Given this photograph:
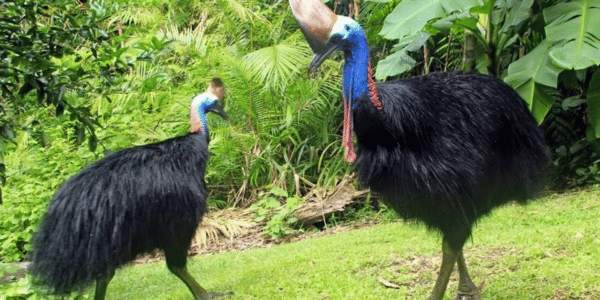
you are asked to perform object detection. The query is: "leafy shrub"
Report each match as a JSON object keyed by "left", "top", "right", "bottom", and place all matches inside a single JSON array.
[
  {"left": 251, "top": 187, "right": 305, "bottom": 238},
  {"left": 4, "top": 0, "right": 599, "bottom": 264},
  {"left": 0, "top": 0, "right": 347, "bottom": 261},
  {"left": 0, "top": 120, "right": 97, "bottom": 261},
  {"left": 0, "top": 274, "right": 84, "bottom": 299}
]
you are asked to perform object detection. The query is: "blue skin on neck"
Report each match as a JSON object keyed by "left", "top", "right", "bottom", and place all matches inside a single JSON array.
[
  {"left": 341, "top": 29, "right": 370, "bottom": 110},
  {"left": 197, "top": 98, "right": 215, "bottom": 134}
]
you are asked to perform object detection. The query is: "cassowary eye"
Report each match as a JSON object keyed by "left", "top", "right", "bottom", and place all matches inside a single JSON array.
[{"left": 344, "top": 24, "right": 350, "bottom": 31}]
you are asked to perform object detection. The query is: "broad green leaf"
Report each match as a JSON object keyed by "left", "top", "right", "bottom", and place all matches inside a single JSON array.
[
  {"left": 434, "top": 13, "right": 477, "bottom": 31},
  {"left": 379, "top": 0, "right": 445, "bottom": 40},
  {"left": 402, "top": 32, "right": 432, "bottom": 52},
  {"left": 378, "top": 0, "right": 482, "bottom": 79},
  {"left": 380, "top": 0, "right": 481, "bottom": 40},
  {"left": 441, "top": 0, "right": 483, "bottom": 12},
  {"left": 376, "top": 32, "right": 428, "bottom": 80},
  {"left": 549, "top": 43, "right": 600, "bottom": 71},
  {"left": 544, "top": 0, "right": 600, "bottom": 70},
  {"left": 500, "top": 0, "right": 535, "bottom": 33},
  {"left": 470, "top": 0, "right": 494, "bottom": 14},
  {"left": 505, "top": 40, "right": 562, "bottom": 122},
  {"left": 375, "top": 50, "right": 417, "bottom": 80},
  {"left": 514, "top": 80, "right": 555, "bottom": 123},
  {"left": 587, "top": 70, "right": 600, "bottom": 139},
  {"left": 504, "top": 40, "right": 562, "bottom": 88}
]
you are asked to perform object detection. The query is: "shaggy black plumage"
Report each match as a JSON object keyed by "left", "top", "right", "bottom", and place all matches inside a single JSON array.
[
  {"left": 30, "top": 79, "right": 227, "bottom": 300},
  {"left": 289, "top": 1, "right": 550, "bottom": 299},
  {"left": 353, "top": 73, "right": 549, "bottom": 249},
  {"left": 30, "top": 133, "right": 209, "bottom": 293}
]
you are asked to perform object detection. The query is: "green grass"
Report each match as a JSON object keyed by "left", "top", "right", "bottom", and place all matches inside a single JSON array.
[
  {"left": 2, "top": 188, "right": 599, "bottom": 299},
  {"left": 105, "top": 188, "right": 600, "bottom": 299}
]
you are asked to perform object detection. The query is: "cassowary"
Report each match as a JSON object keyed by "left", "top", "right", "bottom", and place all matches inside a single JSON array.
[
  {"left": 29, "top": 79, "right": 228, "bottom": 300},
  {"left": 289, "top": 1, "right": 550, "bottom": 299}
]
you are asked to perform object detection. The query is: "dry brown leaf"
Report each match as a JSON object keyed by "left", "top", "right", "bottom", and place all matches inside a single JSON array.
[{"left": 377, "top": 277, "right": 401, "bottom": 289}]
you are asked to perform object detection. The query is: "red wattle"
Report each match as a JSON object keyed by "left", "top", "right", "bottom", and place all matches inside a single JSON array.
[{"left": 343, "top": 99, "right": 356, "bottom": 163}]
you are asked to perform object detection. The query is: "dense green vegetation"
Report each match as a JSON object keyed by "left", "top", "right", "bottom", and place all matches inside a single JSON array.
[
  {"left": 2, "top": 187, "right": 599, "bottom": 299},
  {"left": 1, "top": 0, "right": 600, "bottom": 268},
  {"left": 373, "top": 0, "right": 600, "bottom": 188},
  {"left": 0, "top": 0, "right": 348, "bottom": 262}
]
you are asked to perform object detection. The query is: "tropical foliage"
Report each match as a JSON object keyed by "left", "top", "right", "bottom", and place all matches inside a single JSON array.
[
  {"left": 375, "top": 0, "right": 600, "bottom": 187},
  {"left": 1, "top": 0, "right": 599, "bottom": 264},
  {"left": 0, "top": 0, "right": 348, "bottom": 262},
  {"left": 0, "top": 0, "right": 132, "bottom": 202}
]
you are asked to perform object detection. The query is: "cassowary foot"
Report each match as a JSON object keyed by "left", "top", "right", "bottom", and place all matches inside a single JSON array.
[
  {"left": 455, "top": 250, "right": 479, "bottom": 300},
  {"left": 455, "top": 289, "right": 480, "bottom": 300},
  {"left": 454, "top": 277, "right": 480, "bottom": 300}
]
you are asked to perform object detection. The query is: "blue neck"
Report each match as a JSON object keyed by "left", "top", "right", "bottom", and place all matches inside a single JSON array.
[{"left": 342, "top": 32, "right": 370, "bottom": 109}]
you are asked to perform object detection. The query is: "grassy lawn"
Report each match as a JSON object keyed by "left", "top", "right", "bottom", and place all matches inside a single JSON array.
[
  {"left": 102, "top": 188, "right": 600, "bottom": 300},
  {"left": 1, "top": 188, "right": 598, "bottom": 299}
]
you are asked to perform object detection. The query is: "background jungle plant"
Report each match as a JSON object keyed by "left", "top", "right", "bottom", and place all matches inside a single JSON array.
[{"left": 1, "top": 0, "right": 599, "bottom": 265}]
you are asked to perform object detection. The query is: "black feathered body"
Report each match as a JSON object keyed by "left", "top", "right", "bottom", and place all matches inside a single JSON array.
[
  {"left": 353, "top": 73, "right": 549, "bottom": 248},
  {"left": 30, "top": 133, "right": 209, "bottom": 293}
]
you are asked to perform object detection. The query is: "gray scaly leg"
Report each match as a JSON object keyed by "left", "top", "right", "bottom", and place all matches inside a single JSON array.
[
  {"left": 455, "top": 251, "right": 480, "bottom": 300},
  {"left": 94, "top": 270, "right": 115, "bottom": 300},
  {"left": 168, "top": 264, "right": 210, "bottom": 300},
  {"left": 428, "top": 240, "right": 458, "bottom": 300}
]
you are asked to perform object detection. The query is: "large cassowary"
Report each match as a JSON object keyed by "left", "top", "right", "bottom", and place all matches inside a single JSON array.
[
  {"left": 29, "top": 79, "right": 228, "bottom": 300},
  {"left": 289, "top": 1, "right": 550, "bottom": 299}
]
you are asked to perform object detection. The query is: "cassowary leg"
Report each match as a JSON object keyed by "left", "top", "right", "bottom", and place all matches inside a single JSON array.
[
  {"left": 455, "top": 251, "right": 480, "bottom": 300},
  {"left": 428, "top": 240, "right": 457, "bottom": 300},
  {"left": 94, "top": 270, "right": 115, "bottom": 300},
  {"left": 166, "top": 260, "right": 209, "bottom": 300}
]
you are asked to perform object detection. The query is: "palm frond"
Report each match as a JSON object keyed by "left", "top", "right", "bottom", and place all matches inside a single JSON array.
[
  {"left": 157, "top": 24, "right": 208, "bottom": 55},
  {"left": 242, "top": 40, "right": 311, "bottom": 93},
  {"left": 108, "top": 5, "right": 164, "bottom": 27},
  {"left": 193, "top": 209, "right": 255, "bottom": 247},
  {"left": 218, "top": 0, "right": 268, "bottom": 24}
]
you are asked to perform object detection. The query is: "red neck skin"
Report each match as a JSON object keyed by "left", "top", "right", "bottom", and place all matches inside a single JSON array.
[
  {"left": 342, "top": 60, "right": 382, "bottom": 163},
  {"left": 190, "top": 122, "right": 203, "bottom": 134},
  {"left": 190, "top": 110, "right": 204, "bottom": 134},
  {"left": 342, "top": 99, "right": 356, "bottom": 162},
  {"left": 367, "top": 61, "right": 383, "bottom": 111}
]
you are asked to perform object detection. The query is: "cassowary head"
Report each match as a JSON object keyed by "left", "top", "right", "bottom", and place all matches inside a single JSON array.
[
  {"left": 190, "top": 78, "right": 228, "bottom": 134},
  {"left": 290, "top": 0, "right": 377, "bottom": 163},
  {"left": 289, "top": 0, "right": 367, "bottom": 74}
]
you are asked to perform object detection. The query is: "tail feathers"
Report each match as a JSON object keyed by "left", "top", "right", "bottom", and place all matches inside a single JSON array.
[
  {"left": 29, "top": 207, "right": 118, "bottom": 293},
  {"left": 30, "top": 238, "right": 117, "bottom": 293}
]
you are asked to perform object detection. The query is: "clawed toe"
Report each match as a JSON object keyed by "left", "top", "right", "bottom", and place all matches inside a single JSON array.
[{"left": 455, "top": 291, "right": 480, "bottom": 300}]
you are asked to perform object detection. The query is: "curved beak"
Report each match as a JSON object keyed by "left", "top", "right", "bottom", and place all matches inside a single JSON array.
[
  {"left": 208, "top": 102, "right": 228, "bottom": 120},
  {"left": 309, "top": 41, "right": 340, "bottom": 75}
]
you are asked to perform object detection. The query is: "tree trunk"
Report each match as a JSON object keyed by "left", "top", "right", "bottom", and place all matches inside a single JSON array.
[
  {"left": 294, "top": 176, "right": 369, "bottom": 227},
  {"left": 462, "top": 32, "right": 477, "bottom": 72}
]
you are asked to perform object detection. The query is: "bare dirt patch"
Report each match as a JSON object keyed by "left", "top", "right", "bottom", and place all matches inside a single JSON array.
[
  {"left": 551, "top": 288, "right": 600, "bottom": 300},
  {"left": 0, "top": 262, "right": 29, "bottom": 284}
]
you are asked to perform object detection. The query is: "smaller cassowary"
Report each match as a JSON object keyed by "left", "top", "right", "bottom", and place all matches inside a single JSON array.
[
  {"left": 30, "top": 79, "right": 228, "bottom": 300},
  {"left": 289, "top": 1, "right": 550, "bottom": 299}
]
